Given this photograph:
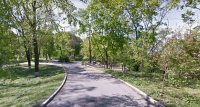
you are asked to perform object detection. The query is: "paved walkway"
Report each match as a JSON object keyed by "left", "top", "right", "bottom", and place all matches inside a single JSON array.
[{"left": 46, "top": 61, "right": 155, "bottom": 107}]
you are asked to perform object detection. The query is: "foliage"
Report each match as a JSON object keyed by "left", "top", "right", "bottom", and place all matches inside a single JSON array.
[
  {"left": 168, "top": 30, "right": 200, "bottom": 79},
  {"left": 181, "top": 10, "right": 195, "bottom": 25},
  {"left": 1, "top": 0, "right": 79, "bottom": 75},
  {"left": 54, "top": 31, "right": 82, "bottom": 60},
  {"left": 0, "top": 29, "right": 21, "bottom": 80},
  {"left": 59, "top": 55, "right": 70, "bottom": 62}
]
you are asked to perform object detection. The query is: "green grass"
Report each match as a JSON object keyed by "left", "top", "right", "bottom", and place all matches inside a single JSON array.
[
  {"left": 6, "top": 58, "right": 28, "bottom": 65},
  {"left": 0, "top": 64, "right": 65, "bottom": 107},
  {"left": 98, "top": 68, "right": 200, "bottom": 107}
]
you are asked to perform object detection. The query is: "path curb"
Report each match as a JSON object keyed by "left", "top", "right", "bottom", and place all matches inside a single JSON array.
[
  {"left": 40, "top": 66, "right": 68, "bottom": 107},
  {"left": 104, "top": 72, "right": 165, "bottom": 107},
  {"left": 81, "top": 64, "right": 164, "bottom": 107}
]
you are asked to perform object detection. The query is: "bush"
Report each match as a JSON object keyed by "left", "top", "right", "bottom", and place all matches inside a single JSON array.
[
  {"left": 75, "top": 55, "right": 83, "bottom": 61},
  {"left": 83, "top": 56, "right": 89, "bottom": 60},
  {"left": 59, "top": 55, "right": 70, "bottom": 62},
  {"left": 81, "top": 60, "right": 84, "bottom": 65}
]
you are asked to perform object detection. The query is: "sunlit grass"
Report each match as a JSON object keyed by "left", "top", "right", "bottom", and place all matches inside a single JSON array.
[
  {"left": 0, "top": 64, "right": 65, "bottom": 107},
  {"left": 98, "top": 68, "right": 200, "bottom": 107}
]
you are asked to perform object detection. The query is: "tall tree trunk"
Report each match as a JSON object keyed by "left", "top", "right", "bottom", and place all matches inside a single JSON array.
[
  {"left": 89, "top": 37, "right": 92, "bottom": 64},
  {"left": 23, "top": 29, "right": 31, "bottom": 69},
  {"left": 106, "top": 49, "right": 108, "bottom": 69},
  {"left": 110, "top": 58, "right": 113, "bottom": 69},
  {"left": 111, "top": 42, "right": 115, "bottom": 70},
  {"left": 24, "top": 44, "right": 31, "bottom": 69},
  {"left": 33, "top": 33, "right": 39, "bottom": 76},
  {"left": 27, "top": 48, "right": 31, "bottom": 69},
  {"left": 60, "top": 47, "right": 62, "bottom": 56},
  {"left": 135, "top": 26, "right": 138, "bottom": 40},
  {"left": 32, "top": 0, "right": 39, "bottom": 76}
]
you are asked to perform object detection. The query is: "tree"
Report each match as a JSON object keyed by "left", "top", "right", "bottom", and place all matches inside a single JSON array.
[
  {"left": 76, "top": 8, "right": 93, "bottom": 63},
  {"left": 54, "top": 32, "right": 72, "bottom": 57},
  {"left": 67, "top": 32, "right": 82, "bottom": 59},
  {"left": 53, "top": 31, "right": 82, "bottom": 61},
  {"left": 181, "top": 10, "right": 195, "bottom": 34},
  {"left": 169, "top": 0, "right": 200, "bottom": 10},
  {"left": 169, "top": 29, "right": 200, "bottom": 80},
  {"left": 3, "top": 0, "right": 78, "bottom": 76},
  {"left": 0, "top": 30, "right": 21, "bottom": 80},
  {"left": 77, "top": 0, "right": 130, "bottom": 68},
  {"left": 124, "top": 0, "right": 168, "bottom": 74},
  {"left": 20, "top": 20, "right": 33, "bottom": 69},
  {"left": 38, "top": 27, "right": 55, "bottom": 62},
  {"left": 151, "top": 28, "right": 175, "bottom": 93}
]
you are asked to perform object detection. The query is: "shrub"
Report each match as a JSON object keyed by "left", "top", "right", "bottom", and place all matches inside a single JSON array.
[
  {"left": 59, "top": 55, "right": 70, "bottom": 62},
  {"left": 81, "top": 60, "right": 84, "bottom": 65}
]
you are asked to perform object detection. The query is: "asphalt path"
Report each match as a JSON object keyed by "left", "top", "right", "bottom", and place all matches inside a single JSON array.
[{"left": 46, "top": 61, "right": 155, "bottom": 107}]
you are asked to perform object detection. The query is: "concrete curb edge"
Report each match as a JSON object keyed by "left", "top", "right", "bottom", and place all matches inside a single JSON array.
[
  {"left": 40, "top": 66, "right": 68, "bottom": 107},
  {"left": 81, "top": 64, "right": 164, "bottom": 107},
  {"left": 103, "top": 72, "right": 165, "bottom": 107}
]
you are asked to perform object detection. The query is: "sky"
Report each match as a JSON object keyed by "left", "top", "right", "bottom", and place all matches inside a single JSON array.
[
  {"left": 58, "top": 0, "right": 87, "bottom": 39},
  {"left": 61, "top": 1, "right": 200, "bottom": 39},
  {"left": 163, "top": 7, "right": 200, "bottom": 32}
]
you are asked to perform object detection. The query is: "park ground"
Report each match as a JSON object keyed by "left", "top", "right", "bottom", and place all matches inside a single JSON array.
[
  {"left": 0, "top": 60, "right": 199, "bottom": 107},
  {"left": 83, "top": 62, "right": 200, "bottom": 107}
]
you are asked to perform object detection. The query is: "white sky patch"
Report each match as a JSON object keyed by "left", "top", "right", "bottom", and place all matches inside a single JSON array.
[
  {"left": 53, "top": 0, "right": 87, "bottom": 39},
  {"left": 163, "top": 7, "right": 200, "bottom": 32}
]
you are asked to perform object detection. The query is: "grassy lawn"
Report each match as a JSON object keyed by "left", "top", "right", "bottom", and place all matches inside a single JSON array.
[
  {"left": 97, "top": 68, "right": 200, "bottom": 107},
  {"left": 0, "top": 64, "right": 65, "bottom": 107}
]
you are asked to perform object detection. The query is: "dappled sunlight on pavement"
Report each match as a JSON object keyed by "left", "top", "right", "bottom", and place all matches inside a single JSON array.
[{"left": 46, "top": 62, "right": 155, "bottom": 107}]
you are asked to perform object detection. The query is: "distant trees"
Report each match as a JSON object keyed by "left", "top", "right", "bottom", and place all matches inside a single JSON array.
[
  {"left": 54, "top": 32, "right": 82, "bottom": 62},
  {"left": 38, "top": 26, "right": 55, "bottom": 62},
  {"left": 77, "top": 0, "right": 130, "bottom": 68},
  {"left": 78, "top": 0, "right": 168, "bottom": 70},
  {"left": 77, "top": 0, "right": 200, "bottom": 93}
]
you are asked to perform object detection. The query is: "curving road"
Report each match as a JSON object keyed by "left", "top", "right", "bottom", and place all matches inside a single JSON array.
[{"left": 46, "top": 61, "right": 155, "bottom": 107}]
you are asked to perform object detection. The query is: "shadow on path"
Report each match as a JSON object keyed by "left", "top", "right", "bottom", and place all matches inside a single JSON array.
[
  {"left": 47, "top": 61, "right": 155, "bottom": 107},
  {"left": 49, "top": 94, "right": 153, "bottom": 107}
]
